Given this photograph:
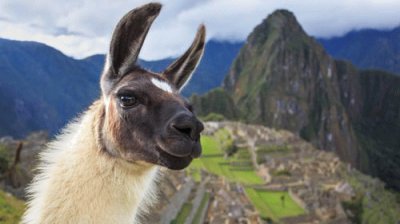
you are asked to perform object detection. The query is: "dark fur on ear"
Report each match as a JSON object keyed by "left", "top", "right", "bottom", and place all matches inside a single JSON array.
[
  {"left": 101, "top": 3, "right": 161, "bottom": 94},
  {"left": 163, "top": 25, "right": 206, "bottom": 91}
]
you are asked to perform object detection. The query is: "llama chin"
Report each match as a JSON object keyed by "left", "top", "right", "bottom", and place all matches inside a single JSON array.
[{"left": 22, "top": 3, "right": 205, "bottom": 224}]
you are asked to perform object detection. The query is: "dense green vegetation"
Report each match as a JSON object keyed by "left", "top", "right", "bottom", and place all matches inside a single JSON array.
[
  {"left": 344, "top": 170, "right": 400, "bottom": 224},
  {"left": 0, "top": 144, "right": 25, "bottom": 222},
  {"left": 0, "top": 144, "right": 12, "bottom": 173},
  {"left": 200, "top": 113, "right": 226, "bottom": 122},
  {"left": 0, "top": 189, "right": 25, "bottom": 223},
  {"left": 191, "top": 88, "right": 239, "bottom": 120},
  {"left": 352, "top": 69, "right": 400, "bottom": 190},
  {"left": 341, "top": 193, "right": 364, "bottom": 224}
]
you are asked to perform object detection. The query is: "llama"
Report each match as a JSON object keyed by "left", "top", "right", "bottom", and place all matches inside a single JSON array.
[{"left": 22, "top": 3, "right": 205, "bottom": 224}]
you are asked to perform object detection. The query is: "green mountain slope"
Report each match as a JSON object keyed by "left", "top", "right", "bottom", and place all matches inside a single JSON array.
[
  {"left": 336, "top": 61, "right": 400, "bottom": 189},
  {"left": 0, "top": 189, "right": 25, "bottom": 223}
]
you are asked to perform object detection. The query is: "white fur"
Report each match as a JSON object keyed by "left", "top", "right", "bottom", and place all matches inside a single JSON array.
[
  {"left": 151, "top": 78, "right": 173, "bottom": 93},
  {"left": 22, "top": 107, "right": 159, "bottom": 224},
  {"left": 103, "top": 54, "right": 111, "bottom": 79},
  {"left": 104, "top": 96, "right": 111, "bottom": 112}
]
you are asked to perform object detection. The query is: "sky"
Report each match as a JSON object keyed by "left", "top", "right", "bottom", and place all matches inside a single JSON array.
[{"left": 0, "top": 0, "right": 399, "bottom": 60}]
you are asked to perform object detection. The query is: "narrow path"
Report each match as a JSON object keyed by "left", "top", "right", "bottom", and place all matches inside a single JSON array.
[
  {"left": 184, "top": 176, "right": 210, "bottom": 224},
  {"left": 159, "top": 180, "right": 194, "bottom": 224}
]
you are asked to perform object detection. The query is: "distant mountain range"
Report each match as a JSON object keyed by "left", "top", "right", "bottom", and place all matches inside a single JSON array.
[
  {"left": 318, "top": 27, "right": 400, "bottom": 75},
  {"left": 0, "top": 38, "right": 241, "bottom": 138},
  {"left": 0, "top": 38, "right": 99, "bottom": 138},
  {"left": 192, "top": 10, "right": 400, "bottom": 191}
]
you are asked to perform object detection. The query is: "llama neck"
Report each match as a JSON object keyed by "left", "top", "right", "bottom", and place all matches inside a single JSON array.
[{"left": 23, "top": 101, "right": 159, "bottom": 224}]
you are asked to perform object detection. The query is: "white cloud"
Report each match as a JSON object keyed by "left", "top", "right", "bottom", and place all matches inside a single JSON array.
[{"left": 0, "top": 0, "right": 399, "bottom": 60}]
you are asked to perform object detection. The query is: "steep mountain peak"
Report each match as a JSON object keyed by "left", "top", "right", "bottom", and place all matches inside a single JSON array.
[
  {"left": 247, "top": 9, "right": 305, "bottom": 46},
  {"left": 264, "top": 9, "right": 302, "bottom": 31},
  {"left": 224, "top": 9, "right": 324, "bottom": 96},
  {"left": 219, "top": 9, "right": 361, "bottom": 170}
]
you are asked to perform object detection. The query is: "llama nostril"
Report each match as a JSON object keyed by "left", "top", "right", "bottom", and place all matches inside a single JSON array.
[{"left": 172, "top": 124, "right": 193, "bottom": 139}]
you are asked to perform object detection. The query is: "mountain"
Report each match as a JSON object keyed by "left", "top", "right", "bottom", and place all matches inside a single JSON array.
[
  {"left": 0, "top": 38, "right": 241, "bottom": 137},
  {"left": 192, "top": 10, "right": 400, "bottom": 191},
  {"left": 318, "top": 27, "right": 400, "bottom": 75},
  {"left": 0, "top": 38, "right": 100, "bottom": 138}
]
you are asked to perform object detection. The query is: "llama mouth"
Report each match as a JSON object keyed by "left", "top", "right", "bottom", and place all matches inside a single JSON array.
[
  {"left": 155, "top": 146, "right": 193, "bottom": 170},
  {"left": 156, "top": 138, "right": 202, "bottom": 159}
]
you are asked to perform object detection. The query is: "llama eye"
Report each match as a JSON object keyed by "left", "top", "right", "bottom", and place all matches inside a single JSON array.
[{"left": 119, "top": 95, "right": 138, "bottom": 108}]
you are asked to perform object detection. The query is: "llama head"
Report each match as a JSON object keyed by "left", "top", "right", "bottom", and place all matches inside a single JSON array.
[{"left": 99, "top": 3, "right": 205, "bottom": 170}]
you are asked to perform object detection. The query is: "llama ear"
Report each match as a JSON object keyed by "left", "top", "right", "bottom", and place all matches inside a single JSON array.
[
  {"left": 104, "top": 3, "right": 161, "bottom": 79},
  {"left": 163, "top": 25, "right": 206, "bottom": 91}
]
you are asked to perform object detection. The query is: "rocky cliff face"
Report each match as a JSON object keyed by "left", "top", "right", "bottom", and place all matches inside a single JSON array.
[
  {"left": 336, "top": 61, "right": 400, "bottom": 189},
  {"left": 193, "top": 10, "right": 400, "bottom": 190}
]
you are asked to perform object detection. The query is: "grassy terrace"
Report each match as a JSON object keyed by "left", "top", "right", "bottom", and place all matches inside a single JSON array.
[
  {"left": 171, "top": 202, "right": 193, "bottom": 224},
  {"left": 188, "top": 129, "right": 305, "bottom": 221},
  {"left": 245, "top": 188, "right": 305, "bottom": 220},
  {"left": 193, "top": 192, "right": 210, "bottom": 224},
  {"left": 172, "top": 192, "right": 211, "bottom": 224},
  {"left": 188, "top": 129, "right": 264, "bottom": 185}
]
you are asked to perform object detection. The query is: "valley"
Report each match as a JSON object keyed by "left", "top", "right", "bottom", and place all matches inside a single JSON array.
[{"left": 1, "top": 122, "right": 399, "bottom": 223}]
